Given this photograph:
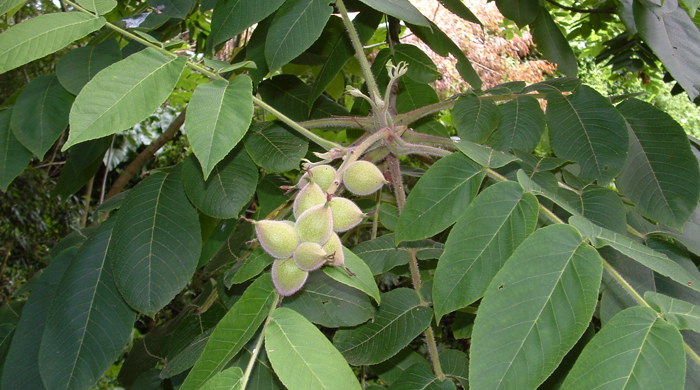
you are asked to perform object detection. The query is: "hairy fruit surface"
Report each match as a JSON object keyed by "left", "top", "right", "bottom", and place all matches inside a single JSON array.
[
  {"left": 295, "top": 203, "right": 334, "bottom": 244},
  {"left": 343, "top": 160, "right": 385, "bottom": 196},
  {"left": 293, "top": 182, "right": 326, "bottom": 218},
  {"left": 271, "top": 257, "right": 308, "bottom": 296},
  {"left": 329, "top": 197, "right": 364, "bottom": 232},
  {"left": 322, "top": 232, "right": 345, "bottom": 267},
  {"left": 300, "top": 165, "right": 337, "bottom": 192},
  {"left": 254, "top": 220, "right": 299, "bottom": 259},
  {"left": 293, "top": 241, "right": 328, "bottom": 271}
]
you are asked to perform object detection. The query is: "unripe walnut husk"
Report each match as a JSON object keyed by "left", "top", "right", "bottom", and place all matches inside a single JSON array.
[
  {"left": 295, "top": 203, "right": 333, "bottom": 244},
  {"left": 323, "top": 232, "right": 344, "bottom": 267},
  {"left": 329, "top": 196, "right": 364, "bottom": 232},
  {"left": 299, "top": 165, "right": 336, "bottom": 192},
  {"left": 254, "top": 220, "right": 299, "bottom": 259},
  {"left": 271, "top": 257, "right": 308, "bottom": 296},
  {"left": 293, "top": 182, "right": 326, "bottom": 218},
  {"left": 343, "top": 160, "right": 386, "bottom": 196},
  {"left": 293, "top": 241, "right": 328, "bottom": 271}
]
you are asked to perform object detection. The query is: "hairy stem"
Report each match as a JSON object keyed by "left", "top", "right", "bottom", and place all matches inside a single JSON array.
[
  {"left": 241, "top": 293, "right": 281, "bottom": 390},
  {"left": 336, "top": 0, "right": 383, "bottom": 107}
]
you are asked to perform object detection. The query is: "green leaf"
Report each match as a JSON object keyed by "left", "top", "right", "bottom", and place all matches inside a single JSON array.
[
  {"left": 407, "top": 21, "right": 482, "bottom": 89},
  {"left": 265, "top": 0, "right": 333, "bottom": 72},
  {"left": 529, "top": 8, "right": 577, "bottom": 76},
  {"left": 452, "top": 95, "right": 500, "bottom": 143},
  {"left": 352, "top": 234, "right": 409, "bottom": 275},
  {"left": 469, "top": 224, "right": 603, "bottom": 389},
  {"left": 561, "top": 306, "right": 686, "bottom": 390},
  {"left": 0, "top": 109, "right": 32, "bottom": 192},
  {"left": 284, "top": 272, "right": 374, "bottom": 327},
  {"left": 244, "top": 122, "right": 309, "bottom": 172},
  {"left": 209, "top": 0, "right": 285, "bottom": 50},
  {"left": 390, "top": 363, "right": 456, "bottom": 390},
  {"left": 180, "top": 274, "right": 276, "bottom": 390},
  {"left": 1, "top": 247, "right": 75, "bottom": 390},
  {"left": 645, "top": 291, "right": 700, "bottom": 333},
  {"left": 357, "top": 0, "right": 429, "bottom": 26},
  {"left": 181, "top": 149, "right": 258, "bottom": 219},
  {"left": 225, "top": 247, "right": 275, "bottom": 287},
  {"left": 38, "top": 221, "right": 136, "bottom": 390},
  {"left": 186, "top": 77, "right": 253, "bottom": 179},
  {"left": 0, "top": 0, "right": 27, "bottom": 17},
  {"left": 64, "top": 48, "right": 186, "bottom": 149},
  {"left": 0, "top": 12, "right": 105, "bottom": 74},
  {"left": 323, "top": 247, "right": 381, "bottom": 304},
  {"left": 228, "top": 338, "right": 284, "bottom": 390},
  {"left": 333, "top": 288, "right": 433, "bottom": 365},
  {"left": 569, "top": 215, "right": 700, "bottom": 294},
  {"left": 396, "top": 153, "right": 484, "bottom": 242},
  {"left": 56, "top": 39, "right": 122, "bottom": 95},
  {"left": 201, "top": 366, "right": 243, "bottom": 390},
  {"left": 308, "top": 10, "right": 381, "bottom": 104},
  {"left": 495, "top": 0, "right": 539, "bottom": 27},
  {"left": 546, "top": 85, "right": 628, "bottom": 183},
  {"left": 109, "top": 170, "right": 201, "bottom": 315},
  {"left": 455, "top": 139, "right": 519, "bottom": 168},
  {"left": 576, "top": 185, "right": 627, "bottom": 234},
  {"left": 433, "top": 181, "right": 539, "bottom": 322},
  {"left": 10, "top": 75, "right": 74, "bottom": 158},
  {"left": 396, "top": 79, "right": 439, "bottom": 114},
  {"left": 634, "top": 0, "right": 700, "bottom": 100},
  {"left": 616, "top": 99, "right": 700, "bottom": 229},
  {"left": 439, "top": 349, "right": 469, "bottom": 389},
  {"left": 393, "top": 44, "right": 440, "bottom": 84},
  {"left": 486, "top": 96, "right": 545, "bottom": 152},
  {"left": 54, "top": 137, "right": 110, "bottom": 197},
  {"left": 77, "top": 0, "right": 116, "bottom": 14},
  {"left": 265, "top": 307, "right": 361, "bottom": 390},
  {"left": 438, "top": 0, "right": 481, "bottom": 25}
]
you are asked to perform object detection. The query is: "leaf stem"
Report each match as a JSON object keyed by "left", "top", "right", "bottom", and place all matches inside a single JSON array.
[
  {"left": 62, "top": 0, "right": 339, "bottom": 151},
  {"left": 336, "top": 0, "right": 383, "bottom": 107},
  {"left": 240, "top": 293, "right": 280, "bottom": 390}
]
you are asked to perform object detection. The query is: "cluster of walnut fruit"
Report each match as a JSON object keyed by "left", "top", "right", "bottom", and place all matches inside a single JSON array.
[{"left": 249, "top": 160, "right": 386, "bottom": 296}]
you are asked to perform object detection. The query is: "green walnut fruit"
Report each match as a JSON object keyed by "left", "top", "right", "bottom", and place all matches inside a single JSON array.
[
  {"left": 253, "top": 220, "right": 299, "bottom": 259},
  {"left": 299, "top": 165, "right": 337, "bottom": 192},
  {"left": 293, "top": 182, "right": 326, "bottom": 218},
  {"left": 293, "top": 241, "right": 328, "bottom": 271},
  {"left": 329, "top": 196, "right": 364, "bottom": 232},
  {"left": 295, "top": 203, "right": 334, "bottom": 244},
  {"left": 322, "top": 232, "right": 344, "bottom": 267},
  {"left": 343, "top": 160, "right": 386, "bottom": 196},
  {"left": 271, "top": 257, "right": 308, "bottom": 296}
]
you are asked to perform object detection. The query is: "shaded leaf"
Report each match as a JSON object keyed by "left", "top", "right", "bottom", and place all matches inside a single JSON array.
[
  {"left": 439, "top": 349, "right": 469, "bottom": 389},
  {"left": 201, "top": 366, "right": 242, "bottom": 390},
  {"left": 0, "top": 109, "right": 32, "bottom": 192},
  {"left": 495, "top": 0, "right": 539, "bottom": 27},
  {"left": 180, "top": 274, "right": 276, "bottom": 390},
  {"left": 182, "top": 148, "right": 258, "bottom": 219},
  {"left": 452, "top": 95, "right": 499, "bottom": 143},
  {"left": 635, "top": 0, "right": 700, "bottom": 100},
  {"left": 470, "top": 224, "right": 603, "bottom": 389},
  {"left": 394, "top": 44, "right": 440, "bottom": 84},
  {"left": 109, "top": 170, "right": 201, "bottom": 315},
  {"left": 11, "top": 75, "right": 74, "bottom": 158},
  {"left": 1, "top": 248, "right": 75, "bottom": 390},
  {"left": 56, "top": 39, "right": 122, "bottom": 95},
  {"left": 225, "top": 248, "right": 275, "bottom": 287},
  {"left": 438, "top": 0, "right": 481, "bottom": 25},
  {"left": 358, "top": 0, "right": 429, "bottom": 26},
  {"left": 334, "top": 288, "right": 432, "bottom": 365},
  {"left": 486, "top": 96, "right": 545, "bottom": 152},
  {"left": 616, "top": 98, "right": 700, "bottom": 229},
  {"left": 53, "top": 137, "right": 110, "bottom": 197},
  {"left": 576, "top": 185, "right": 627, "bottom": 234},
  {"left": 0, "top": 12, "right": 105, "bottom": 74},
  {"left": 396, "top": 153, "right": 484, "bottom": 242},
  {"left": 209, "top": 0, "right": 284, "bottom": 50},
  {"left": 266, "top": 307, "right": 361, "bottom": 390},
  {"left": 389, "top": 363, "right": 455, "bottom": 390},
  {"left": 147, "top": 0, "right": 195, "bottom": 19},
  {"left": 284, "top": 272, "right": 374, "bottom": 327},
  {"left": 65, "top": 48, "right": 186, "bottom": 149},
  {"left": 186, "top": 77, "right": 253, "bottom": 179},
  {"left": 529, "top": 8, "right": 577, "bottom": 76},
  {"left": 546, "top": 85, "right": 628, "bottom": 183},
  {"left": 433, "top": 181, "right": 539, "bottom": 322},
  {"left": 646, "top": 291, "right": 700, "bottom": 332},
  {"left": 77, "top": 0, "right": 116, "bottom": 14},
  {"left": 244, "top": 122, "right": 309, "bottom": 173},
  {"left": 38, "top": 221, "right": 136, "bottom": 390},
  {"left": 265, "top": 0, "right": 333, "bottom": 71},
  {"left": 570, "top": 215, "right": 700, "bottom": 293},
  {"left": 561, "top": 306, "right": 685, "bottom": 390},
  {"left": 323, "top": 247, "right": 381, "bottom": 304}
]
